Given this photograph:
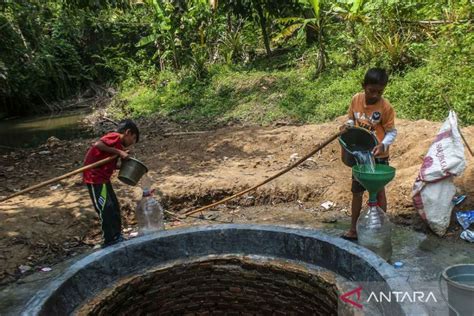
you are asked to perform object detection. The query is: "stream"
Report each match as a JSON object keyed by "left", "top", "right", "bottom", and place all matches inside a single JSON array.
[{"left": 0, "top": 109, "right": 92, "bottom": 149}]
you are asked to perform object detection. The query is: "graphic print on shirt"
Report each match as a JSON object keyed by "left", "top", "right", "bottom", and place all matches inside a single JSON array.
[{"left": 353, "top": 111, "right": 382, "bottom": 135}]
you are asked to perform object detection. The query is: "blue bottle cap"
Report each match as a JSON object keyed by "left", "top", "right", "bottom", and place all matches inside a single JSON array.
[{"left": 394, "top": 261, "right": 404, "bottom": 268}]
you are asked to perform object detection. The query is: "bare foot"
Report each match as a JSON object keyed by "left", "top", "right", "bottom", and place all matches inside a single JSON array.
[{"left": 341, "top": 230, "right": 358, "bottom": 240}]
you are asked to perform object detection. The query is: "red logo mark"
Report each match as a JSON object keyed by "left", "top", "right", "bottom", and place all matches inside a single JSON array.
[{"left": 340, "top": 286, "right": 363, "bottom": 309}]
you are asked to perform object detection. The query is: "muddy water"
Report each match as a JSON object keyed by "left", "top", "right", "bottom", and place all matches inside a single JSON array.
[{"left": 0, "top": 109, "right": 91, "bottom": 148}]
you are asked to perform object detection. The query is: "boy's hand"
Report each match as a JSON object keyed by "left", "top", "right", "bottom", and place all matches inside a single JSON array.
[
  {"left": 372, "top": 144, "right": 385, "bottom": 156},
  {"left": 118, "top": 149, "right": 129, "bottom": 160},
  {"left": 339, "top": 120, "right": 354, "bottom": 133}
]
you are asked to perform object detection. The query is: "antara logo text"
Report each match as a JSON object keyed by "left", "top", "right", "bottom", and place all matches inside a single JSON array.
[{"left": 340, "top": 286, "right": 437, "bottom": 309}]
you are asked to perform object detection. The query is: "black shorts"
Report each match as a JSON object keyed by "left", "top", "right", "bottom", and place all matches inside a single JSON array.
[{"left": 351, "top": 158, "right": 389, "bottom": 194}]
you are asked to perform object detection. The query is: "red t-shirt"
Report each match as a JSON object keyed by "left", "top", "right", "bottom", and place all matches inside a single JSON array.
[{"left": 83, "top": 132, "right": 123, "bottom": 184}]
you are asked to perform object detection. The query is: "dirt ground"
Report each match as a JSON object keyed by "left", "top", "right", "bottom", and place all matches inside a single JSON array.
[{"left": 0, "top": 116, "right": 473, "bottom": 286}]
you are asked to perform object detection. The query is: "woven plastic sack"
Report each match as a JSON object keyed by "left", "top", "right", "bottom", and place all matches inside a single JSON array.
[{"left": 412, "top": 111, "right": 466, "bottom": 236}]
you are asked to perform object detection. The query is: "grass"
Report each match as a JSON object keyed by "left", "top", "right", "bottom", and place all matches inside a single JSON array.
[{"left": 112, "top": 39, "right": 474, "bottom": 126}]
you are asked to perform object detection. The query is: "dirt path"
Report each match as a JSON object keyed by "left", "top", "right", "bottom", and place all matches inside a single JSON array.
[{"left": 0, "top": 117, "right": 473, "bottom": 286}]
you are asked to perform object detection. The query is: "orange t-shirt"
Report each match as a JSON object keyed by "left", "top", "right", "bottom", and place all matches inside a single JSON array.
[{"left": 348, "top": 92, "right": 395, "bottom": 158}]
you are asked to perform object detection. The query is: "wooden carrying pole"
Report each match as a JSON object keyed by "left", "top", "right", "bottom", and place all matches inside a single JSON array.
[
  {"left": 184, "top": 131, "right": 342, "bottom": 217},
  {"left": 459, "top": 131, "right": 474, "bottom": 157},
  {"left": 0, "top": 156, "right": 117, "bottom": 203}
]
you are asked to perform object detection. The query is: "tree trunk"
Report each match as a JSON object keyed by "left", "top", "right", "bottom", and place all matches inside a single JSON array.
[
  {"left": 349, "top": 22, "right": 358, "bottom": 67},
  {"left": 304, "top": 9, "right": 317, "bottom": 45},
  {"left": 227, "top": 12, "right": 232, "bottom": 33},
  {"left": 169, "top": 29, "right": 180, "bottom": 69},
  {"left": 254, "top": 1, "right": 271, "bottom": 56}
]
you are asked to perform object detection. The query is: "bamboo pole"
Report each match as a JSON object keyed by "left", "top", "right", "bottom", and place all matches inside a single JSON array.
[
  {"left": 459, "top": 131, "right": 474, "bottom": 157},
  {"left": 163, "top": 131, "right": 209, "bottom": 137},
  {"left": 183, "top": 131, "right": 342, "bottom": 217},
  {"left": 0, "top": 156, "right": 117, "bottom": 203}
]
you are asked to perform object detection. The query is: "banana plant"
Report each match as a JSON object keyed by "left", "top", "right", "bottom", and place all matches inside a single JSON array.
[
  {"left": 137, "top": 0, "right": 180, "bottom": 69},
  {"left": 275, "top": 0, "right": 330, "bottom": 74},
  {"left": 332, "top": 0, "right": 367, "bottom": 66}
]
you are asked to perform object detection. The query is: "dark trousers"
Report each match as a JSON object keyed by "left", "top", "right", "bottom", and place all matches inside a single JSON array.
[{"left": 87, "top": 182, "right": 121, "bottom": 244}]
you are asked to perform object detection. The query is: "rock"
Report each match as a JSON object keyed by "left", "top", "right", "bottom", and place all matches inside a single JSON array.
[
  {"left": 46, "top": 136, "right": 61, "bottom": 148},
  {"left": 321, "top": 201, "right": 335, "bottom": 210},
  {"left": 321, "top": 217, "right": 337, "bottom": 223},
  {"left": 38, "top": 151, "right": 51, "bottom": 155},
  {"left": 19, "top": 265, "right": 32, "bottom": 273}
]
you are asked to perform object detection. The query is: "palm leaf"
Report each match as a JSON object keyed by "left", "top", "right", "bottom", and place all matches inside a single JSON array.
[
  {"left": 308, "top": 0, "right": 320, "bottom": 19},
  {"left": 150, "top": 0, "right": 165, "bottom": 18},
  {"left": 275, "top": 17, "right": 305, "bottom": 25},
  {"left": 273, "top": 23, "right": 304, "bottom": 42},
  {"left": 137, "top": 33, "right": 158, "bottom": 47},
  {"left": 350, "top": 0, "right": 364, "bottom": 14}
]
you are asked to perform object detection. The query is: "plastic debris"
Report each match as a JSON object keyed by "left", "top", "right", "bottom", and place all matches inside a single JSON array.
[
  {"left": 460, "top": 230, "right": 474, "bottom": 243},
  {"left": 456, "top": 210, "right": 474, "bottom": 230},
  {"left": 19, "top": 265, "right": 32, "bottom": 273},
  {"left": 129, "top": 232, "right": 139, "bottom": 237},
  {"left": 170, "top": 220, "right": 181, "bottom": 227},
  {"left": 394, "top": 262, "right": 404, "bottom": 268},
  {"left": 452, "top": 195, "right": 467, "bottom": 206},
  {"left": 321, "top": 201, "right": 335, "bottom": 210},
  {"left": 50, "top": 184, "right": 62, "bottom": 190},
  {"left": 40, "top": 267, "right": 52, "bottom": 272},
  {"left": 290, "top": 153, "right": 299, "bottom": 161},
  {"left": 38, "top": 151, "right": 51, "bottom": 155}
]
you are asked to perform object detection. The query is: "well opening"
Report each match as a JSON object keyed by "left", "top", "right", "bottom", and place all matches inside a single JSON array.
[
  {"left": 22, "top": 225, "right": 427, "bottom": 315},
  {"left": 78, "top": 257, "right": 339, "bottom": 315}
]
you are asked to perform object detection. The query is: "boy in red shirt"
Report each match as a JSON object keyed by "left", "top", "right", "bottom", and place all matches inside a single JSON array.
[
  {"left": 83, "top": 119, "right": 139, "bottom": 247},
  {"left": 340, "top": 68, "right": 397, "bottom": 241}
]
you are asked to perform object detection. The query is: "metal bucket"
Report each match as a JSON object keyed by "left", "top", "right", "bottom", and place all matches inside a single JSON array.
[
  {"left": 339, "top": 127, "right": 378, "bottom": 167},
  {"left": 118, "top": 157, "right": 148, "bottom": 186},
  {"left": 439, "top": 264, "right": 474, "bottom": 316}
]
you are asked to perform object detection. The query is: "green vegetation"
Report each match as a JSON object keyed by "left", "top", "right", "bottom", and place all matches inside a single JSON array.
[{"left": 1, "top": 1, "right": 472, "bottom": 125}]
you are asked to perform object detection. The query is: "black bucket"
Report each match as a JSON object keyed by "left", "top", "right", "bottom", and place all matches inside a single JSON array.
[
  {"left": 118, "top": 158, "right": 148, "bottom": 186},
  {"left": 339, "top": 127, "right": 378, "bottom": 167}
]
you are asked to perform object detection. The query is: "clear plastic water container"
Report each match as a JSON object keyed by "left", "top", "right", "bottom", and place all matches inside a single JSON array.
[
  {"left": 136, "top": 188, "right": 165, "bottom": 235},
  {"left": 357, "top": 203, "right": 392, "bottom": 261}
]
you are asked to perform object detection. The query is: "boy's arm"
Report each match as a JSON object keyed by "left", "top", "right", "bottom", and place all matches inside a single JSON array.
[
  {"left": 381, "top": 104, "right": 397, "bottom": 152},
  {"left": 94, "top": 141, "right": 129, "bottom": 159},
  {"left": 381, "top": 128, "right": 397, "bottom": 152}
]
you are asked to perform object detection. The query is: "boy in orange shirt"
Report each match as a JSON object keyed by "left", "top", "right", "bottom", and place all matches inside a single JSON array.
[{"left": 341, "top": 68, "right": 397, "bottom": 241}]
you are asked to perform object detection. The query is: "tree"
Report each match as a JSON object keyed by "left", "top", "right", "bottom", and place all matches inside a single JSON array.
[
  {"left": 276, "top": 0, "right": 331, "bottom": 74},
  {"left": 332, "top": 0, "right": 367, "bottom": 67},
  {"left": 218, "top": 0, "right": 299, "bottom": 56}
]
